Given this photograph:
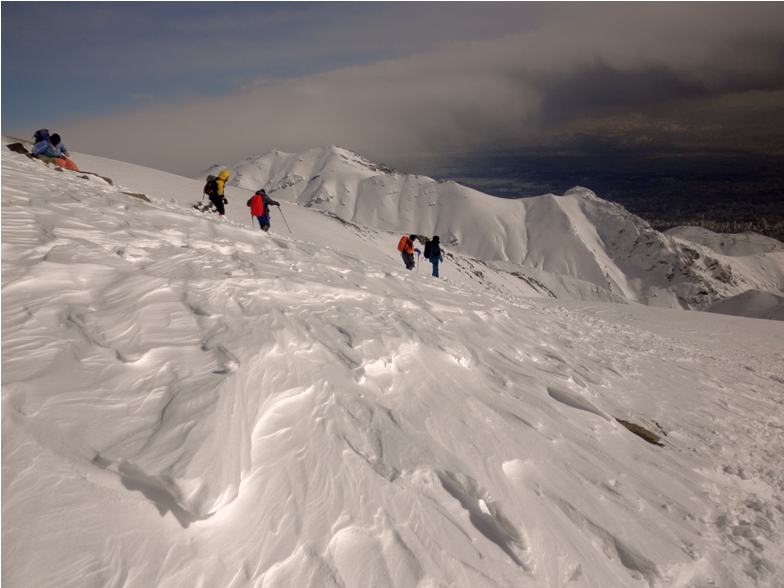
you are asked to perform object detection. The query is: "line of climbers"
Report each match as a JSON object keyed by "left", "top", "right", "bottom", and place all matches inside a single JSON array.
[
  {"left": 200, "top": 170, "right": 444, "bottom": 274},
  {"left": 23, "top": 129, "right": 445, "bottom": 273},
  {"left": 398, "top": 234, "right": 444, "bottom": 278},
  {"left": 197, "top": 171, "right": 282, "bottom": 232},
  {"left": 30, "top": 129, "right": 79, "bottom": 171}
]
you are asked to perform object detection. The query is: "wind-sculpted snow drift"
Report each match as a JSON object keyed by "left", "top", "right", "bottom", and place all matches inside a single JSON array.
[
  {"left": 208, "top": 146, "right": 784, "bottom": 312},
  {"left": 3, "top": 140, "right": 784, "bottom": 588}
]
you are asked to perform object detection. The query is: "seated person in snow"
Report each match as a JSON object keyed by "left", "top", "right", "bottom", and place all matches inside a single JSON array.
[{"left": 31, "top": 130, "right": 79, "bottom": 171}]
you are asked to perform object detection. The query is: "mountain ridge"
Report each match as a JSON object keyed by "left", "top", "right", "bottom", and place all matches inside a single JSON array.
[{"left": 202, "top": 146, "right": 784, "bottom": 312}]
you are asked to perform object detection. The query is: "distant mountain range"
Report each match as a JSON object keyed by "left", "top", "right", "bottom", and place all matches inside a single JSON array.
[{"left": 203, "top": 147, "right": 784, "bottom": 314}]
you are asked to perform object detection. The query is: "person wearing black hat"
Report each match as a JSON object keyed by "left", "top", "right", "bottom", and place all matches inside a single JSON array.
[
  {"left": 247, "top": 188, "right": 280, "bottom": 231},
  {"left": 427, "top": 235, "right": 443, "bottom": 277}
]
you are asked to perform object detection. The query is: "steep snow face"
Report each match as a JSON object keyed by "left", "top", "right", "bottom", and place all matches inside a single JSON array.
[
  {"left": 564, "top": 189, "right": 784, "bottom": 309},
  {"left": 4, "top": 144, "right": 784, "bottom": 588},
  {"left": 209, "top": 149, "right": 784, "bottom": 310},
  {"left": 209, "top": 146, "right": 535, "bottom": 263}
]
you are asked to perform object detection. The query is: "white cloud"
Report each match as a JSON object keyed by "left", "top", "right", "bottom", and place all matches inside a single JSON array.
[{"left": 56, "top": 3, "right": 784, "bottom": 176}]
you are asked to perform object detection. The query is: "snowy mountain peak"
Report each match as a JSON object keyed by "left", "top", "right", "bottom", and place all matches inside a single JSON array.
[
  {"left": 201, "top": 147, "right": 784, "bottom": 311},
  {"left": 563, "top": 185, "right": 600, "bottom": 200}
]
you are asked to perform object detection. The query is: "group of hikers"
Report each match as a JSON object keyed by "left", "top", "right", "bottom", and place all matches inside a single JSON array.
[
  {"left": 28, "top": 128, "right": 443, "bottom": 273},
  {"left": 398, "top": 234, "right": 444, "bottom": 277},
  {"left": 31, "top": 129, "right": 79, "bottom": 171},
  {"left": 199, "top": 170, "right": 281, "bottom": 232},
  {"left": 204, "top": 169, "right": 444, "bottom": 275},
  {"left": 202, "top": 171, "right": 445, "bottom": 276}
]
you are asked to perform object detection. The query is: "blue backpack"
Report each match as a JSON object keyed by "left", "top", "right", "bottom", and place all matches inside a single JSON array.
[{"left": 33, "top": 129, "right": 49, "bottom": 143}]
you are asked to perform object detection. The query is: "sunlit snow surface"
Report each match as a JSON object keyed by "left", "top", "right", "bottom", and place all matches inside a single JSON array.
[{"left": 3, "top": 146, "right": 784, "bottom": 588}]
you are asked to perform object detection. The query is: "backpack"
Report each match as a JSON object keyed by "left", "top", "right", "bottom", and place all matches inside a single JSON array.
[
  {"left": 423, "top": 240, "right": 433, "bottom": 259},
  {"left": 33, "top": 129, "right": 49, "bottom": 143},
  {"left": 397, "top": 236, "right": 410, "bottom": 253},
  {"left": 203, "top": 175, "right": 219, "bottom": 196}
]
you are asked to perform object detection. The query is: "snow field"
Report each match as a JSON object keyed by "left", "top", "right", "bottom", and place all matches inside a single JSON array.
[{"left": 3, "top": 146, "right": 784, "bottom": 587}]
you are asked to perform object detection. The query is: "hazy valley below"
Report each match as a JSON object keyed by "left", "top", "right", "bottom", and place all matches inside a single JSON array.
[{"left": 438, "top": 151, "right": 784, "bottom": 243}]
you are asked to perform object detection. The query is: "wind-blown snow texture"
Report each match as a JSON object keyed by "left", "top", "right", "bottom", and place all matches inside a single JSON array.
[{"left": 3, "top": 140, "right": 784, "bottom": 588}]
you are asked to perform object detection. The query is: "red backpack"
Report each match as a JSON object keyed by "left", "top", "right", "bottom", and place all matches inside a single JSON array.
[{"left": 397, "top": 236, "right": 410, "bottom": 253}]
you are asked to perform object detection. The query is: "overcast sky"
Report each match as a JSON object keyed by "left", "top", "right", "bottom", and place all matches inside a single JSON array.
[{"left": 3, "top": 2, "right": 784, "bottom": 177}]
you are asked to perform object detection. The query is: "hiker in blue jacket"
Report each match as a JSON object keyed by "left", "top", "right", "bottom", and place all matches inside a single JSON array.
[
  {"left": 425, "top": 235, "right": 443, "bottom": 277},
  {"left": 31, "top": 130, "right": 79, "bottom": 170}
]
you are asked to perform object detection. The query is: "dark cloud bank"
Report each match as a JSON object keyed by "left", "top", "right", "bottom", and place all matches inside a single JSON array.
[{"left": 5, "top": 3, "right": 783, "bottom": 239}]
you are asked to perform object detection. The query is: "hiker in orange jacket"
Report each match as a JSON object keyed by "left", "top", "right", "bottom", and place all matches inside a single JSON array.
[{"left": 397, "top": 234, "right": 420, "bottom": 270}]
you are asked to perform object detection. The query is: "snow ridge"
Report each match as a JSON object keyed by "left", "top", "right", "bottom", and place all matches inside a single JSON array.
[{"left": 209, "top": 149, "right": 784, "bottom": 311}]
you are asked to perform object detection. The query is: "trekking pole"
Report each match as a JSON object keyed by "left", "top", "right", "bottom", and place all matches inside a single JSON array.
[{"left": 277, "top": 205, "right": 292, "bottom": 233}]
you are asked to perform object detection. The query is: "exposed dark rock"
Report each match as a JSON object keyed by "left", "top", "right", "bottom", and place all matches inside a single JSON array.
[{"left": 616, "top": 418, "right": 665, "bottom": 447}]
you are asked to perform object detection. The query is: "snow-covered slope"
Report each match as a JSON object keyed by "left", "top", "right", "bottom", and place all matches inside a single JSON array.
[
  {"left": 3, "top": 141, "right": 784, "bottom": 588},
  {"left": 666, "top": 226, "right": 784, "bottom": 257},
  {"left": 705, "top": 290, "right": 784, "bottom": 321},
  {"left": 206, "top": 147, "right": 784, "bottom": 310}
]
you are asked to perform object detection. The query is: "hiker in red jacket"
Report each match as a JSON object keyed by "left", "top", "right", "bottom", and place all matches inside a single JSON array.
[{"left": 247, "top": 189, "right": 280, "bottom": 232}]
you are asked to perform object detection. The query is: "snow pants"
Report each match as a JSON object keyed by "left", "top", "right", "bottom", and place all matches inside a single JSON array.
[
  {"left": 209, "top": 193, "right": 226, "bottom": 215},
  {"left": 256, "top": 214, "right": 271, "bottom": 231},
  {"left": 55, "top": 157, "right": 79, "bottom": 171},
  {"left": 402, "top": 252, "right": 415, "bottom": 270},
  {"left": 34, "top": 155, "right": 80, "bottom": 171}
]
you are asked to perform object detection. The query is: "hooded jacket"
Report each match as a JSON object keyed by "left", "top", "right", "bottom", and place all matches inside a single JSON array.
[{"left": 215, "top": 171, "right": 230, "bottom": 197}]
